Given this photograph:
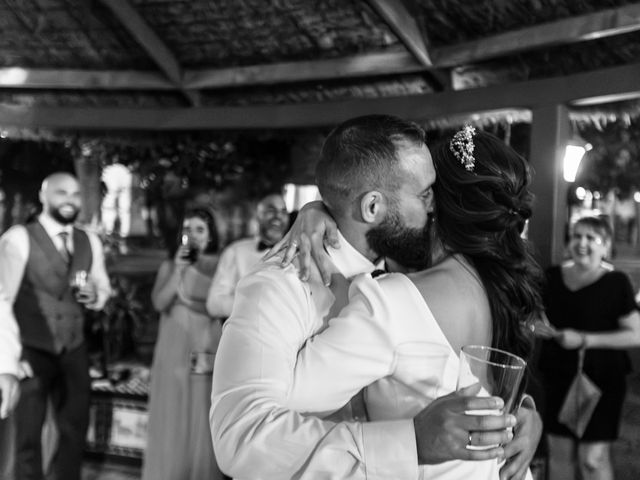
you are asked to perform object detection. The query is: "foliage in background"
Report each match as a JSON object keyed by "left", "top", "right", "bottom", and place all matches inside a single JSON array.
[{"left": 579, "top": 122, "right": 640, "bottom": 198}]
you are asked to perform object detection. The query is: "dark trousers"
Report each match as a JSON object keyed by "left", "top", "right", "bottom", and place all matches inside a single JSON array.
[{"left": 14, "top": 345, "right": 90, "bottom": 480}]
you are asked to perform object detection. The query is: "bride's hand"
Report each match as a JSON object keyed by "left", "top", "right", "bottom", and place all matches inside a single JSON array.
[
  {"left": 499, "top": 395, "right": 542, "bottom": 480},
  {"left": 264, "top": 200, "right": 339, "bottom": 285}
]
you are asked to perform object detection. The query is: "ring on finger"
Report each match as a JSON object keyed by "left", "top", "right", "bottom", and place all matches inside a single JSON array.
[{"left": 290, "top": 240, "right": 299, "bottom": 249}]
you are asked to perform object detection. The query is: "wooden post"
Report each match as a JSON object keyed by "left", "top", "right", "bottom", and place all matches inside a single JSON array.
[
  {"left": 74, "top": 155, "right": 102, "bottom": 228},
  {"left": 528, "top": 105, "right": 571, "bottom": 269}
]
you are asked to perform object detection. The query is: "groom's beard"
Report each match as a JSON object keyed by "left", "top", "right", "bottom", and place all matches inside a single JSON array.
[{"left": 366, "top": 210, "right": 433, "bottom": 270}]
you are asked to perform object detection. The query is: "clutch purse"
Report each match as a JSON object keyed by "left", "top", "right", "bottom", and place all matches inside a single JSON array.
[{"left": 557, "top": 347, "right": 602, "bottom": 438}]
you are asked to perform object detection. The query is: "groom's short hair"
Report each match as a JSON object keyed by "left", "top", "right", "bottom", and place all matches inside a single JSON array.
[{"left": 315, "top": 114, "right": 426, "bottom": 216}]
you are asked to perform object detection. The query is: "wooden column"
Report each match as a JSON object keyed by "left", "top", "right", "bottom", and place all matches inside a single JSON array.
[
  {"left": 528, "top": 104, "right": 571, "bottom": 269},
  {"left": 74, "top": 155, "right": 102, "bottom": 227}
]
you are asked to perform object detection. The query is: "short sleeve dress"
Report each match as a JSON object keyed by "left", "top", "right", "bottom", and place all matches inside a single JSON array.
[{"left": 538, "top": 266, "right": 637, "bottom": 440}]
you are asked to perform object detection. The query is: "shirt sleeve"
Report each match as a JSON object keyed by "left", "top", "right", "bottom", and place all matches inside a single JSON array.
[
  {"left": 205, "top": 244, "right": 239, "bottom": 317},
  {"left": 0, "top": 226, "right": 29, "bottom": 303},
  {"left": 85, "top": 230, "right": 112, "bottom": 311},
  {"left": 0, "top": 282, "right": 21, "bottom": 377},
  {"left": 211, "top": 266, "right": 419, "bottom": 480},
  {"left": 0, "top": 226, "right": 27, "bottom": 376},
  {"left": 286, "top": 274, "right": 396, "bottom": 414}
]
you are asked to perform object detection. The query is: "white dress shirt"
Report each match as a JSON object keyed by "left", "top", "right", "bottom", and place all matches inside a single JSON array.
[
  {"left": 206, "top": 237, "right": 266, "bottom": 317},
  {"left": 0, "top": 214, "right": 111, "bottom": 311},
  {"left": 286, "top": 273, "right": 532, "bottom": 480},
  {"left": 211, "top": 233, "right": 419, "bottom": 480},
  {"left": 0, "top": 282, "right": 20, "bottom": 377}
]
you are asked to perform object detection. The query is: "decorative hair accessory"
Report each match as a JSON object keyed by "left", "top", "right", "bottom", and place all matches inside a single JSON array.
[{"left": 449, "top": 125, "right": 476, "bottom": 171}]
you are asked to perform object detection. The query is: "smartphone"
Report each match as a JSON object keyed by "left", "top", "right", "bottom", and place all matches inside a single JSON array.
[{"left": 180, "top": 234, "right": 198, "bottom": 263}]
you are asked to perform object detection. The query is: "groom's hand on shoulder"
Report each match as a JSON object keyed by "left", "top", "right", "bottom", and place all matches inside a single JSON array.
[{"left": 413, "top": 384, "right": 515, "bottom": 464}]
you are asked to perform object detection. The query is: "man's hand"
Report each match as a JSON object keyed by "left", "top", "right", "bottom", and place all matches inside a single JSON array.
[
  {"left": 413, "top": 384, "right": 515, "bottom": 464},
  {"left": 75, "top": 279, "right": 97, "bottom": 305},
  {"left": 0, "top": 373, "right": 20, "bottom": 419},
  {"left": 500, "top": 395, "right": 542, "bottom": 480}
]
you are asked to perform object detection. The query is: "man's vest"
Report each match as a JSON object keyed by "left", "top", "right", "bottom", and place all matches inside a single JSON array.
[{"left": 14, "top": 222, "right": 93, "bottom": 354}]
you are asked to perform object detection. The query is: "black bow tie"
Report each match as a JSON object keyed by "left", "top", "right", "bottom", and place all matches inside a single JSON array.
[
  {"left": 371, "top": 269, "right": 387, "bottom": 278},
  {"left": 257, "top": 241, "right": 272, "bottom": 252}
]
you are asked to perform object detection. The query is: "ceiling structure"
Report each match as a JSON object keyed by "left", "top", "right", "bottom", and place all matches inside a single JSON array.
[{"left": 1, "top": 0, "right": 640, "bottom": 132}]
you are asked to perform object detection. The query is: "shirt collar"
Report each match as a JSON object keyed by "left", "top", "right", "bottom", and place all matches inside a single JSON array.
[
  {"left": 38, "top": 213, "right": 72, "bottom": 238},
  {"left": 326, "top": 231, "right": 377, "bottom": 279}
]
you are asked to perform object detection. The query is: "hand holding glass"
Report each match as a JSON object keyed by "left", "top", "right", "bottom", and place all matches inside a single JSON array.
[
  {"left": 457, "top": 345, "right": 526, "bottom": 449},
  {"left": 70, "top": 270, "right": 95, "bottom": 304}
]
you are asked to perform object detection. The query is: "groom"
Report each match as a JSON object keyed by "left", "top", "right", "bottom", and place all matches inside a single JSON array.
[{"left": 211, "top": 115, "right": 540, "bottom": 479}]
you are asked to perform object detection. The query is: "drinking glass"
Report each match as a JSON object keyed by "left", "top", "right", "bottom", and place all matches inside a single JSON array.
[
  {"left": 70, "top": 270, "right": 88, "bottom": 294},
  {"left": 457, "top": 345, "right": 526, "bottom": 449},
  {"left": 457, "top": 345, "right": 526, "bottom": 414}
]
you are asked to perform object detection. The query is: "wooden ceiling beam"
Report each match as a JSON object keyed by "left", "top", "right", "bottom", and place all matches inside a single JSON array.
[
  {"left": 0, "top": 67, "right": 175, "bottom": 90},
  {"left": 0, "top": 50, "right": 424, "bottom": 91},
  {"left": 433, "top": 3, "right": 640, "bottom": 67},
  {"left": 1, "top": 62, "right": 639, "bottom": 130},
  {"left": 366, "top": 0, "right": 432, "bottom": 67},
  {"left": 4, "top": 1, "right": 640, "bottom": 94},
  {"left": 1, "top": 4, "right": 638, "bottom": 96},
  {"left": 184, "top": 48, "right": 422, "bottom": 88},
  {"left": 98, "top": 0, "right": 200, "bottom": 106}
]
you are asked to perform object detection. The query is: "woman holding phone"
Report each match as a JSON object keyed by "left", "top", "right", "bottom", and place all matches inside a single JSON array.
[{"left": 142, "top": 207, "right": 224, "bottom": 480}]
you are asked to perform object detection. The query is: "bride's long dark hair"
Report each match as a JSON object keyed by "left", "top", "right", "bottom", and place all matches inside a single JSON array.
[{"left": 432, "top": 129, "right": 544, "bottom": 361}]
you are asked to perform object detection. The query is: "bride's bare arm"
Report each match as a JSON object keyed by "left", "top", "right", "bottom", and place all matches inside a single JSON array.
[{"left": 265, "top": 200, "right": 340, "bottom": 285}]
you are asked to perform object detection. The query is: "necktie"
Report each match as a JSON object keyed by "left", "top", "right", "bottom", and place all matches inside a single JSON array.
[
  {"left": 58, "top": 231, "right": 71, "bottom": 264},
  {"left": 256, "top": 240, "right": 272, "bottom": 252}
]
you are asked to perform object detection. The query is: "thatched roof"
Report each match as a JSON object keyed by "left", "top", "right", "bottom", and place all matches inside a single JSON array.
[{"left": 1, "top": 0, "right": 640, "bottom": 133}]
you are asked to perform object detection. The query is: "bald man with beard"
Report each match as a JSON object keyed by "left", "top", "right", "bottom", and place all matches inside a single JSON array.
[{"left": 0, "top": 172, "right": 111, "bottom": 480}]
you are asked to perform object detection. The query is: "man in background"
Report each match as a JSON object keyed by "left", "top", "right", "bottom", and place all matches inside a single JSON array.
[
  {"left": 206, "top": 192, "right": 289, "bottom": 318},
  {"left": 0, "top": 172, "right": 111, "bottom": 480}
]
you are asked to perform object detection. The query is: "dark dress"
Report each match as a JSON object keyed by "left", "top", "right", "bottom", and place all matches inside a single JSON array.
[{"left": 538, "top": 266, "right": 636, "bottom": 441}]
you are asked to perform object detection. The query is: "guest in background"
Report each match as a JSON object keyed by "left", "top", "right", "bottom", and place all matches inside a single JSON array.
[
  {"left": 142, "top": 207, "right": 224, "bottom": 480},
  {"left": 205, "top": 192, "right": 289, "bottom": 318},
  {"left": 536, "top": 215, "right": 640, "bottom": 480},
  {"left": 0, "top": 172, "right": 111, "bottom": 480}
]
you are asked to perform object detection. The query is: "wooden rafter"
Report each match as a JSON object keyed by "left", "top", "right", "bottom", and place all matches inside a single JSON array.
[
  {"left": 433, "top": 3, "right": 640, "bottom": 67},
  {"left": 2, "top": 4, "right": 640, "bottom": 93},
  {"left": 1, "top": 62, "right": 639, "bottom": 130},
  {"left": 366, "top": 0, "right": 432, "bottom": 67},
  {"left": 98, "top": 0, "right": 200, "bottom": 106},
  {"left": 0, "top": 68, "right": 174, "bottom": 90},
  {"left": 184, "top": 48, "right": 422, "bottom": 88},
  {"left": 0, "top": 49, "right": 423, "bottom": 90}
]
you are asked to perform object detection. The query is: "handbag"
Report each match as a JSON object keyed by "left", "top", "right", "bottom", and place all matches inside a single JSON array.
[{"left": 557, "top": 347, "right": 602, "bottom": 438}]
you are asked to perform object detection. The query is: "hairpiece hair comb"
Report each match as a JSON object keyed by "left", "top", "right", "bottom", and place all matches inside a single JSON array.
[{"left": 449, "top": 125, "right": 476, "bottom": 171}]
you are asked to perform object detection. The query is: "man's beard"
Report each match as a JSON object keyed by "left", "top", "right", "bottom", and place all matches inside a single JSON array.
[
  {"left": 366, "top": 210, "right": 433, "bottom": 270},
  {"left": 49, "top": 205, "right": 79, "bottom": 225}
]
